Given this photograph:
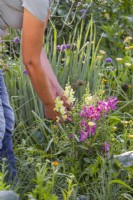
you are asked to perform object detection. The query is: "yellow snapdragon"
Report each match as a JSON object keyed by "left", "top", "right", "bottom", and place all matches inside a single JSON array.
[
  {"left": 125, "top": 62, "right": 132, "bottom": 67},
  {"left": 124, "top": 36, "right": 132, "bottom": 43},
  {"left": 99, "top": 50, "right": 106, "bottom": 55},
  {"left": 54, "top": 96, "right": 67, "bottom": 121},
  {"left": 54, "top": 96, "right": 64, "bottom": 112},
  {"left": 116, "top": 58, "right": 123, "bottom": 61},
  {"left": 54, "top": 83, "right": 76, "bottom": 121},
  {"left": 84, "top": 95, "right": 93, "bottom": 105},
  {"left": 88, "top": 121, "right": 96, "bottom": 127},
  {"left": 63, "top": 84, "right": 76, "bottom": 105}
]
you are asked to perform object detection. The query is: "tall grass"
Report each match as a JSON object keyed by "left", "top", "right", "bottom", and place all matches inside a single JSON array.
[{"left": 47, "top": 17, "right": 103, "bottom": 96}]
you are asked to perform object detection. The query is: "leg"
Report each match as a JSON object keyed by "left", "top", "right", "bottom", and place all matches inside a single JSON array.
[
  {"left": 0, "top": 70, "right": 16, "bottom": 179},
  {"left": 0, "top": 73, "right": 5, "bottom": 149},
  {"left": 0, "top": 131, "right": 16, "bottom": 179},
  {"left": 0, "top": 70, "right": 6, "bottom": 164}
]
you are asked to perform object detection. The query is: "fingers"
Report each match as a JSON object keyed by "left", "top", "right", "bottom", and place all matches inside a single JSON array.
[
  {"left": 44, "top": 91, "right": 74, "bottom": 121},
  {"left": 61, "top": 95, "right": 73, "bottom": 111},
  {"left": 44, "top": 104, "right": 59, "bottom": 120}
]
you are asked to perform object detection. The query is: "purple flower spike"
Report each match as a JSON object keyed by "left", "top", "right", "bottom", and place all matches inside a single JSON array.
[
  {"left": 105, "top": 57, "right": 112, "bottom": 63},
  {"left": 23, "top": 70, "right": 28, "bottom": 75},
  {"left": 66, "top": 44, "right": 70, "bottom": 49},
  {"left": 13, "top": 37, "right": 20, "bottom": 43},
  {"left": 80, "top": 9, "right": 87, "bottom": 14},
  {"left": 57, "top": 44, "right": 70, "bottom": 51},
  {"left": 79, "top": 130, "right": 88, "bottom": 141},
  {"left": 102, "top": 141, "right": 110, "bottom": 158},
  {"left": 102, "top": 141, "right": 110, "bottom": 152},
  {"left": 70, "top": 133, "right": 74, "bottom": 139},
  {"left": 108, "top": 96, "right": 118, "bottom": 110},
  {"left": 89, "top": 124, "right": 97, "bottom": 136},
  {"left": 80, "top": 105, "right": 101, "bottom": 121},
  {"left": 81, "top": 120, "right": 87, "bottom": 127},
  {"left": 61, "top": 45, "right": 66, "bottom": 51}
]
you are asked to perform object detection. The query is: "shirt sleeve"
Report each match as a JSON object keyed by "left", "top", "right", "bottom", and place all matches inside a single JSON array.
[
  {"left": 22, "top": 0, "right": 50, "bottom": 22},
  {"left": 0, "top": 16, "right": 7, "bottom": 38},
  {"left": 0, "top": 28, "right": 6, "bottom": 38}
]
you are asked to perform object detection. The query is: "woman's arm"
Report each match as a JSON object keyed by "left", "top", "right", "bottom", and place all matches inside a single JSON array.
[
  {"left": 40, "top": 48, "right": 63, "bottom": 97},
  {"left": 22, "top": 8, "right": 63, "bottom": 119}
]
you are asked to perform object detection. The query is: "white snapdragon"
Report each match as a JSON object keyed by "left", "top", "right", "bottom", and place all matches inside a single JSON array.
[
  {"left": 54, "top": 83, "right": 76, "bottom": 122},
  {"left": 84, "top": 95, "right": 93, "bottom": 105},
  {"left": 54, "top": 97, "right": 64, "bottom": 112},
  {"left": 54, "top": 97, "right": 67, "bottom": 122},
  {"left": 88, "top": 121, "right": 96, "bottom": 127},
  {"left": 63, "top": 84, "right": 76, "bottom": 105},
  {"left": 54, "top": 97, "right": 66, "bottom": 113}
]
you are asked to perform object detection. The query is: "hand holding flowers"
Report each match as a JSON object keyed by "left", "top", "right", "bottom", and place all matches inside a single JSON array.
[{"left": 54, "top": 83, "right": 76, "bottom": 122}]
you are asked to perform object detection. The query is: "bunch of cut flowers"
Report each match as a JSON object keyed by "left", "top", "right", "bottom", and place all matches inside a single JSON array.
[{"left": 54, "top": 83, "right": 118, "bottom": 157}]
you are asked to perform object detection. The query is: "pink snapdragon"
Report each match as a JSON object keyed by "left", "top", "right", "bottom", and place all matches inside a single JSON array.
[
  {"left": 79, "top": 122, "right": 97, "bottom": 141},
  {"left": 79, "top": 130, "right": 89, "bottom": 141},
  {"left": 80, "top": 105, "right": 101, "bottom": 121},
  {"left": 79, "top": 96, "right": 118, "bottom": 141},
  {"left": 97, "top": 96, "right": 118, "bottom": 115},
  {"left": 102, "top": 141, "right": 110, "bottom": 158}
]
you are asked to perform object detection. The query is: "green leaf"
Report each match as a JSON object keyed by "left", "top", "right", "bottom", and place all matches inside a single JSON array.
[
  {"left": 78, "top": 145, "right": 88, "bottom": 150},
  {"left": 45, "top": 138, "right": 54, "bottom": 152},
  {"left": 83, "top": 158, "right": 91, "bottom": 163},
  {"left": 109, "top": 116, "right": 121, "bottom": 125},
  {"left": 109, "top": 180, "right": 133, "bottom": 192},
  {"left": 121, "top": 193, "right": 133, "bottom": 200}
]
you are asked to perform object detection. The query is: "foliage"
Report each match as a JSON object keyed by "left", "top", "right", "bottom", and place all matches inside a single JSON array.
[
  {"left": 52, "top": 0, "right": 133, "bottom": 56},
  {"left": 27, "top": 161, "right": 58, "bottom": 200},
  {"left": 0, "top": 161, "right": 10, "bottom": 191},
  {"left": 0, "top": 0, "right": 133, "bottom": 199}
]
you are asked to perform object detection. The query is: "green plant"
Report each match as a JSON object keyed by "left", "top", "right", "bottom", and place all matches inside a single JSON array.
[
  {"left": 27, "top": 160, "right": 59, "bottom": 200},
  {"left": 0, "top": 160, "right": 10, "bottom": 191},
  {"left": 61, "top": 174, "right": 76, "bottom": 200}
]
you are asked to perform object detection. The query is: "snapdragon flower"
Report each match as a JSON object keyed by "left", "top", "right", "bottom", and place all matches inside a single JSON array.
[
  {"left": 54, "top": 97, "right": 67, "bottom": 121},
  {"left": 84, "top": 95, "right": 93, "bottom": 105},
  {"left": 79, "top": 123, "right": 96, "bottom": 141},
  {"left": 63, "top": 84, "right": 76, "bottom": 105},
  {"left": 79, "top": 96, "right": 118, "bottom": 141},
  {"left": 102, "top": 141, "right": 110, "bottom": 158},
  {"left": 79, "top": 130, "right": 88, "bottom": 141},
  {"left": 54, "top": 83, "right": 75, "bottom": 121},
  {"left": 80, "top": 105, "right": 101, "bottom": 121},
  {"left": 102, "top": 141, "right": 110, "bottom": 152}
]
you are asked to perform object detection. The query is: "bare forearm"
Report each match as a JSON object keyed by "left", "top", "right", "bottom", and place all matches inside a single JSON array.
[
  {"left": 40, "top": 48, "right": 63, "bottom": 96},
  {"left": 26, "top": 60, "right": 56, "bottom": 105}
]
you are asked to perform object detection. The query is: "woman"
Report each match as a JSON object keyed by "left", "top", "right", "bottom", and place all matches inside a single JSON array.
[
  {"left": 0, "top": 0, "right": 64, "bottom": 179},
  {"left": 0, "top": 0, "right": 63, "bottom": 119}
]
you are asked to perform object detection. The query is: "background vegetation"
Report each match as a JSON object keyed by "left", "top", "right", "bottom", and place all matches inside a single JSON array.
[{"left": 0, "top": 0, "right": 133, "bottom": 199}]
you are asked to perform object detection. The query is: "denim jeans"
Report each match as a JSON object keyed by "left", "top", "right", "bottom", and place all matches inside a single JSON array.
[{"left": 0, "top": 69, "right": 16, "bottom": 179}]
